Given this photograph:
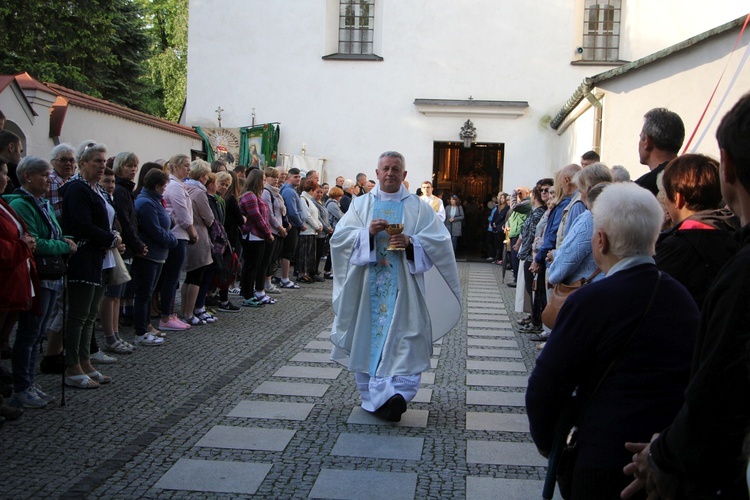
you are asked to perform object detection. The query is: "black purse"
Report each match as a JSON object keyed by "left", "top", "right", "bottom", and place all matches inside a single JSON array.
[
  {"left": 35, "top": 254, "right": 67, "bottom": 280},
  {"left": 543, "top": 271, "right": 663, "bottom": 500}
]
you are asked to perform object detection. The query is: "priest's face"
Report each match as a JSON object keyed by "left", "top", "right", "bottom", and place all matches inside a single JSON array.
[{"left": 376, "top": 156, "right": 406, "bottom": 193}]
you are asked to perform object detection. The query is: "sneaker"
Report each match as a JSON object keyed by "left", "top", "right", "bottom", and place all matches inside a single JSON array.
[
  {"left": 102, "top": 340, "right": 133, "bottom": 355},
  {"left": 195, "top": 311, "right": 217, "bottom": 323},
  {"left": 10, "top": 388, "right": 47, "bottom": 409},
  {"left": 32, "top": 384, "right": 56, "bottom": 403},
  {"left": 266, "top": 284, "right": 281, "bottom": 294},
  {"left": 228, "top": 287, "right": 242, "bottom": 295},
  {"left": 181, "top": 315, "right": 206, "bottom": 326},
  {"left": 324, "top": 272, "right": 333, "bottom": 279},
  {"left": 218, "top": 301, "right": 240, "bottom": 312},
  {"left": 158, "top": 317, "right": 190, "bottom": 331},
  {"left": 120, "top": 339, "right": 137, "bottom": 351},
  {"left": 90, "top": 350, "right": 117, "bottom": 364},
  {"left": 242, "top": 297, "right": 264, "bottom": 308},
  {"left": 135, "top": 333, "right": 165, "bottom": 346},
  {"left": 313, "top": 275, "right": 325, "bottom": 282},
  {"left": 516, "top": 316, "right": 532, "bottom": 325},
  {"left": 536, "top": 342, "right": 546, "bottom": 350},
  {"left": 529, "top": 333, "right": 549, "bottom": 342},
  {"left": 519, "top": 323, "right": 542, "bottom": 333}
]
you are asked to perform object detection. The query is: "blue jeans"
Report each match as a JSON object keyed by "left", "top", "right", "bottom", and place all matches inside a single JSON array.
[
  {"left": 13, "top": 287, "right": 59, "bottom": 392},
  {"left": 160, "top": 239, "right": 187, "bottom": 316},
  {"left": 132, "top": 257, "right": 163, "bottom": 335}
]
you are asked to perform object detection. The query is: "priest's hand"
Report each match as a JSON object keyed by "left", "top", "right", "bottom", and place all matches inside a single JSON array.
[
  {"left": 369, "top": 218, "right": 389, "bottom": 236},
  {"left": 389, "top": 233, "right": 410, "bottom": 249}
]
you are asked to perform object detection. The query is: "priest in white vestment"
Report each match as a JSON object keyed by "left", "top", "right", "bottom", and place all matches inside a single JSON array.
[
  {"left": 330, "top": 151, "right": 461, "bottom": 422},
  {"left": 420, "top": 181, "right": 446, "bottom": 222}
]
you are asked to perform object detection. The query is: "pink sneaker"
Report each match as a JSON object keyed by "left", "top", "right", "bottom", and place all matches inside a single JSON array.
[
  {"left": 172, "top": 315, "right": 192, "bottom": 329},
  {"left": 158, "top": 317, "right": 190, "bottom": 331}
]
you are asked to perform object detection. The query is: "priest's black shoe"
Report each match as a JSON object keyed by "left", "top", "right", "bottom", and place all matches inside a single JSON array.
[{"left": 374, "top": 394, "right": 407, "bottom": 422}]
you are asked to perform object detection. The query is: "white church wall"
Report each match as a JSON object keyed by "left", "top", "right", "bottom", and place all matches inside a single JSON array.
[
  {"left": 597, "top": 27, "right": 750, "bottom": 180},
  {"left": 57, "top": 107, "right": 203, "bottom": 164}
]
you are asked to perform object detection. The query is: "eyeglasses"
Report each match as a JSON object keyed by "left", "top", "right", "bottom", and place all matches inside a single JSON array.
[
  {"left": 53, "top": 157, "right": 75, "bottom": 163},
  {"left": 541, "top": 188, "right": 550, "bottom": 193}
]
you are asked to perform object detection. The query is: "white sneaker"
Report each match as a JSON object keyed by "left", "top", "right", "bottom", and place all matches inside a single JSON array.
[
  {"left": 90, "top": 350, "right": 118, "bottom": 364},
  {"left": 228, "top": 287, "right": 241, "bottom": 295},
  {"left": 135, "top": 333, "right": 165, "bottom": 346}
]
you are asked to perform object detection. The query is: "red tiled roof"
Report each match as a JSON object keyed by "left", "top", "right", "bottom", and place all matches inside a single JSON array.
[
  {"left": 44, "top": 82, "right": 200, "bottom": 139},
  {"left": 0, "top": 74, "right": 38, "bottom": 116},
  {"left": 15, "top": 72, "right": 52, "bottom": 94}
]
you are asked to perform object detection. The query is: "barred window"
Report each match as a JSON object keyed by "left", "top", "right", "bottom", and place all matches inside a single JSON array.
[
  {"left": 339, "top": 0, "right": 374, "bottom": 55},
  {"left": 582, "top": 0, "right": 621, "bottom": 62}
]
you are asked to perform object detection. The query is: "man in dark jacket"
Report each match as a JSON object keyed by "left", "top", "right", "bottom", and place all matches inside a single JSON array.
[{"left": 623, "top": 93, "right": 750, "bottom": 500}]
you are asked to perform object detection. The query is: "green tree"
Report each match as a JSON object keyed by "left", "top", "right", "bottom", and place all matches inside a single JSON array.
[
  {"left": 138, "top": 0, "right": 188, "bottom": 122},
  {"left": 0, "top": 0, "right": 161, "bottom": 115}
]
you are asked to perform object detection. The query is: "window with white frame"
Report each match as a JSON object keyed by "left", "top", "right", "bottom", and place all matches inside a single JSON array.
[
  {"left": 582, "top": 0, "right": 621, "bottom": 62},
  {"left": 339, "top": 0, "right": 374, "bottom": 55}
]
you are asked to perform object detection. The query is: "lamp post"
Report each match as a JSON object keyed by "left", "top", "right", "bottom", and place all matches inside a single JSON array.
[{"left": 460, "top": 119, "right": 476, "bottom": 148}]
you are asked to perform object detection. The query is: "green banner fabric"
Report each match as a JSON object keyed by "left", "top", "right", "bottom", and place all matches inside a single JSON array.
[
  {"left": 239, "top": 123, "right": 280, "bottom": 168},
  {"left": 194, "top": 126, "right": 215, "bottom": 163}
]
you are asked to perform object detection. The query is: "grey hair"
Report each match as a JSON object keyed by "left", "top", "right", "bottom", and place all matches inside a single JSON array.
[
  {"left": 76, "top": 140, "right": 107, "bottom": 164},
  {"left": 16, "top": 156, "right": 51, "bottom": 184},
  {"left": 113, "top": 152, "right": 139, "bottom": 176},
  {"left": 642, "top": 108, "right": 685, "bottom": 154},
  {"left": 378, "top": 151, "right": 405, "bottom": 167},
  {"left": 342, "top": 179, "right": 356, "bottom": 190},
  {"left": 572, "top": 162, "right": 613, "bottom": 194},
  {"left": 49, "top": 143, "right": 75, "bottom": 163},
  {"left": 189, "top": 159, "right": 211, "bottom": 180},
  {"left": 592, "top": 182, "right": 663, "bottom": 258},
  {"left": 610, "top": 165, "right": 631, "bottom": 182}
]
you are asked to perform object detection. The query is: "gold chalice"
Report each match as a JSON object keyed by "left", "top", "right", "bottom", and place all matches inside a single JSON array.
[{"left": 385, "top": 224, "right": 405, "bottom": 251}]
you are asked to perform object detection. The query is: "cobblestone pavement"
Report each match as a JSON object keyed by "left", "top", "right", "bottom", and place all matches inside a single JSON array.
[{"left": 0, "top": 262, "right": 557, "bottom": 499}]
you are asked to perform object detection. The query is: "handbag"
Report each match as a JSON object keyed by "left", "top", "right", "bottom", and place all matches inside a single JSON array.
[
  {"left": 109, "top": 249, "right": 131, "bottom": 285},
  {"left": 543, "top": 272, "right": 663, "bottom": 499},
  {"left": 35, "top": 254, "right": 67, "bottom": 280},
  {"left": 541, "top": 269, "right": 601, "bottom": 329}
]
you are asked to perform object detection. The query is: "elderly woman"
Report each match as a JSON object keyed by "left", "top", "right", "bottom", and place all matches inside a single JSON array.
[
  {"left": 323, "top": 186, "right": 345, "bottom": 279},
  {"left": 311, "top": 183, "right": 333, "bottom": 281},
  {"left": 6, "top": 157, "right": 76, "bottom": 407},
  {"left": 239, "top": 168, "right": 274, "bottom": 306},
  {"left": 181, "top": 160, "right": 215, "bottom": 325},
  {"left": 526, "top": 182, "right": 700, "bottom": 498},
  {"left": 58, "top": 141, "right": 120, "bottom": 388},
  {"left": 133, "top": 169, "right": 177, "bottom": 346},
  {"left": 516, "top": 182, "right": 550, "bottom": 333},
  {"left": 261, "top": 167, "right": 287, "bottom": 293},
  {"left": 444, "top": 195, "right": 464, "bottom": 252},
  {"left": 548, "top": 163, "right": 614, "bottom": 287},
  {"left": 159, "top": 154, "right": 196, "bottom": 332},
  {"left": 655, "top": 154, "right": 739, "bottom": 309}
]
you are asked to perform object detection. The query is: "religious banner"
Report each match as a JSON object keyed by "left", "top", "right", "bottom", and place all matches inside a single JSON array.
[
  {"left": 194, "top": 126, "right": 241, "bottom": 167},
  {"left": 240, "top": 123, "right": 280, "bottom": 167},
  {"left": 281, "top": 154, "right": 326, "bottom": 179}
]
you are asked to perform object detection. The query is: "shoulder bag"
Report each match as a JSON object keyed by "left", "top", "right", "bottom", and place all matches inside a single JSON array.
[{"left": 541, "top": 269, "right": 601, "bottom": 329}]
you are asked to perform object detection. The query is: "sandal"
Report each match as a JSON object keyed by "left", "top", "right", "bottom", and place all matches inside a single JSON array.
[
  {"left": 278, "top": 281, "right": 300, "bottom": 289},
  {"left": 242, "top": 297, "right": 264, "bottom": 308},
  {"left": 147, "top": 325, "right": 166, "bottom": 338},
  {"left": 64, "top": 374, "right": 100, "bottom": 389},
  {"left": 257, "top": 295, "right": 276, "bottom": 305},
  {"left": 86, "top": 371, "right": 112, "bottom": 384},
  {"left": 299, "top": 275, "right": 314, "bottom": 284}
]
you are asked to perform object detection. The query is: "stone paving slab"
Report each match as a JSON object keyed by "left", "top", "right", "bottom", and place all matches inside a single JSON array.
[
  {"left": 195, "top": 425, "right": 295, "bottom": 451},
  {"left": 430, "top": 358, "right": 438, "bottom": 369},
  {"left": 412, "top": 387, "right": 432, "bottom": 403},
  {"left": 309, "top": 469, "right": 418, "bottom": 500},
  {"left": 467, "top": 374, "right": 528, "bottom": 388},
  {"left": 466, "top": 441, "right": 547, "bottom": 466},
  {"left": 290, "top": 351, "right": 334, "bottom": 363},
  {"left": 466, "top": 477, "right": 548, "bottom": 500},
  {"left": 469, "top": 321, "right": 513, "bottom": 329},
  {"left": 467, "top": 329, "right": 514, "bottom": 338},
  {"left": 466, "top": 390, "right": 527, "bottom": 407},
  {"left": 467, "top": 348, "right": 522, "bottom": 358},
  {"left": 347, "top": 407, "right": 430, "bottom": 427},
  {"left": 468, "top": 307, "right": 506, "bottom": 314},
  {"left": 467, "top": 360, "right": 527, "bottom": 372},
  {"left": 421, "top": 372, "right": 435, "bottom": 384},
  {"left": 154, "top": 458, "right": 272, "bottom": 494},
  {"left": 272, "top": 365, "right": 342, "bottom": 379},
  {"left": 467, "top": 301, "right": 504, "bottom": 308},
  {"left": 228, "top": 401, "right": 315, "bottom": 420},
  {"left": 432, "top": 346, "right": 442, "bottom": 356},
  {"left": 305, "top": 340, "right": 334, "bottom": 350},
  {"left": 331, "top": 433, "right": 424, "bottom": 460},
  {"left": 467, "top": 338, "right": 519, "bottom": 348},
  {"left": 466, "top": 412, "right": 530, "bottom": 433},
  {"left": 317, "top": 330, "right": 331, "bottom": 339},
  {"left": 468, "top": 314, "right": 509, "bottom": 321},
  {"left": 252, "top": 381, "right": 329, "bottom": 397}
]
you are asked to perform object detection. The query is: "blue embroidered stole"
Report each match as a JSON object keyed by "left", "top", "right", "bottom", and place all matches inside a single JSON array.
[{"left": 368, "top": 200, "right": 403, "bottom": 375}]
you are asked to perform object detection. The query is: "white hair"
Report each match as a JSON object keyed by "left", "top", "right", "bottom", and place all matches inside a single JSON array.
[
  {"left": 610, "top": 165, "right": 631, "bottom": 182},
  {"left": 76, "top": 140, "right": 107, "bottom": 164},
  {"left": 572, "top": 162, "right": 612, "bottom": 194},
  {"left": 592, "top": 182, "right": 663, "bottom": 258},
  {"left": 342, "top": 179, "right": 356, "bottom": 190},
  {"left": 49, "top": 143, "right": 75, "bottom": 162}
]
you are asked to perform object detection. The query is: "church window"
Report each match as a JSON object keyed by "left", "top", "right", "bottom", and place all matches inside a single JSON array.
[
  {"left": 582, "top": 0, "right": 621, "bottom": 62},
  {"left": 339, "top": 0, "right": 375, "bottom": 55}
]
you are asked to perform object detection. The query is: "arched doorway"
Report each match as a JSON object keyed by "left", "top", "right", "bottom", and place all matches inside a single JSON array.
[{"left": 432, "top": 141, "right": 504, "bottom": 260}]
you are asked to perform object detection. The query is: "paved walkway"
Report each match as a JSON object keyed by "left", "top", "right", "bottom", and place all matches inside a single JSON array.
[{"left": 0, "top": 262, "right": 556, "bottom": 499}]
